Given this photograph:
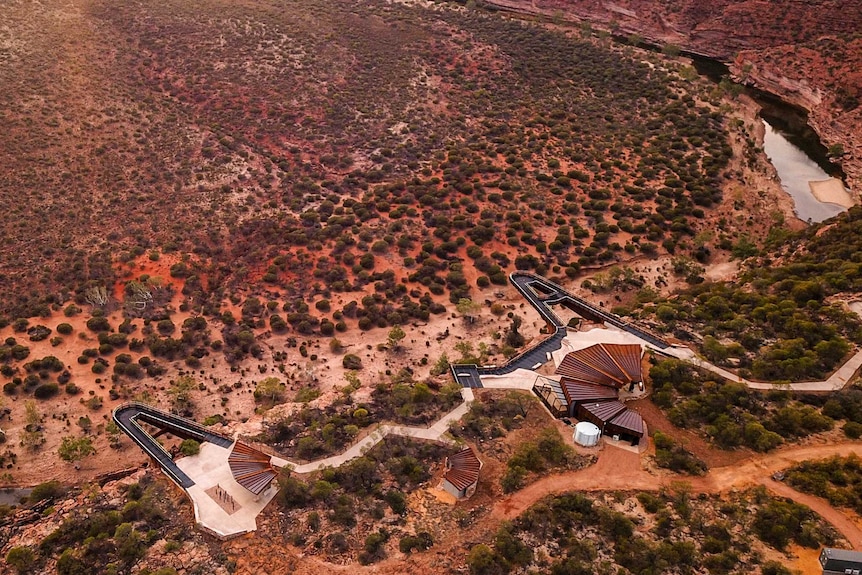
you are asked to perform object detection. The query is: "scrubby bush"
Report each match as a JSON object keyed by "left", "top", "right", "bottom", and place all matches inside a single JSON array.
[
  {"left": 653, "top": 431, "right": 707, "bottom": 475},
  {"left": 34, "top": 382, "right": 60, "bottom": 399},
  {"left": 179, "top": 439, "right": 200, "bottom": 456},
  {"left": 343, "top": 354, "right": 362, "bottom": 370}
]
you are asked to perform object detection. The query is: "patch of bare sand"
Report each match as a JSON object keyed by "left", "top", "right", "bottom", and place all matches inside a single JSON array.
[
  {"left": 704, "top": 260, "right": 740, "bottom": 282},
  {"left": 810, "top": 177, "right": 855, "bottom": 208},
  {"left": 784, "top": 545, "right": 825, "bottom": 575}
]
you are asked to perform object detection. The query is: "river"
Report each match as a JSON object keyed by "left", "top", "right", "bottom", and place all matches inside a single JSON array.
[
  {"left": 692, "top": 57, "right": 850, "bottom": 223},
  {"left": 761, "top": 119, "right": 847, "bottom": 223}
]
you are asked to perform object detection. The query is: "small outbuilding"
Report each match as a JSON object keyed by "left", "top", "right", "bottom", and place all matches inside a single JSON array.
[
  {"left": 605, "top": 409, "right": 645, "bottom": 445},
  {"left": 820, "top": 548, "right": 862, "bottom": 575},
  {"left": 561, "top": 381, "right": 619, "bottom": 418},
  {"left": 576, "top": 400, "right": 627, "bottom": 429},
  {"left": 442, "top": 447, "right": 482, "bottom": 500}
]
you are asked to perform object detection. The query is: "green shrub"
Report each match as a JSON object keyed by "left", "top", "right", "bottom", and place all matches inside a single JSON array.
[
  {"left": 179, "top": 439, "right": 200, "bottom": 456},
  {"left": 653, "top": 431, "right": 707, "bottom": 475},
  {"left": 34, "top": 382, "right": 60, "bottom": 399},
  {"left": 844, "top": 421, "right": 862, "bottom": 439},
  {"left": 343, "top": 354, "right": 363, "bottom": 370},
  {"left": 29, "top": 480, "right": 64, "bottom": 503},
  {"left": 86, "top": 316, "right": 111, "bottom": 332},
  {"left": 399, "top": 532, "right": 433, "bottom": 553},
  {"left": 5, "top": 546, "right": 35, "bottom": 574}
]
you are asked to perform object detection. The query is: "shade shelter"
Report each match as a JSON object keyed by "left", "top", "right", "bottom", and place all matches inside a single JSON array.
[
  {"left": 555, "top": 343, "right": 643, "bottom": 389},
  {"left": 442, "top": 447, "right": 482, "bottom": 500},
  {"left": 228, "top": 442, "right": 278, "bottom": 497},
  {"left": 534, "top": 376, "right": 568, "bottom": 417}
]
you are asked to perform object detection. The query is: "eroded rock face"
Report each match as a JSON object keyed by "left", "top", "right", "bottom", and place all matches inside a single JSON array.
[
  {"left": 484, "top": 0, "right": 861, "bottom": 58},
  {"left": 484, "top": 0, "right": 862, "bottom": 192},
  {"left": 731, "top": 38, "right": 862, "bottom": 192}
]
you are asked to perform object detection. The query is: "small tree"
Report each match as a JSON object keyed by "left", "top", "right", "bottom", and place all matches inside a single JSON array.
[
  {"left": 430, "top": 353, "right": 450, "bottom": 377},
  {"left": 21, "top": 400, "right": 43, "bottom": 451},
  {"left": 455, "top": 341, "right": 477, "bottom": 363},
  {"left": 58, "top": 436, "right": 96, "bottom": 468},
  {"left": 456, "top": 298, "right": 482, "bottom": 324},
  {"left": 254, "top": 377, "right": 286, "bottom": 403},
  {"left": 106, "top": 421, "right": 123, "bottom": 449},
  {"left": 505, "top": 315, "right": 525, "bottom": 348},
  {"left": 168, "top": 375, "right": 196, "bottom": 414},
  {"left": 662, "top": 43, "right": 681, "bottom": 57},
  {"left": 344, "top": 371, "right": 361, "bottom": 391},
  {"left": 179, "top": 439, "right": 200, "bottom": 456},
  {"left": 387, "top": 326, "right": 406, "bottom": 351}
]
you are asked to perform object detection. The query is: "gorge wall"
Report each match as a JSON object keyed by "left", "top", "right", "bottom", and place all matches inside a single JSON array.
[{"left": 483, "top": 0, "right": 862, "bottom": 192}]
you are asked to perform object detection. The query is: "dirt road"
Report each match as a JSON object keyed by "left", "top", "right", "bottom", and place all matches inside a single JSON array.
[{"left": 494, "top": 442, "right": 862, "bottom": 547}]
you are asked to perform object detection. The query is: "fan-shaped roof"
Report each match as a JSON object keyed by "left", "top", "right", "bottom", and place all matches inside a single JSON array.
[
  {"left": 555, "top": 343, "right": 643, "bottom": 388},
  {"left": 228, "top": 442, "right": 278, "bottom": 495},
  {"left": 444, "top": 447, "right": 481, "bottom": 491}
]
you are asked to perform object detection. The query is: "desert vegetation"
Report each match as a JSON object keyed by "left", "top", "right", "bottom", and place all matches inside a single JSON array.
[
  {"left": 784, "top": 454, "right": 862, "bottom": 516},
  {"left": 635, "top": 207, "right": 862, "bottom": 382},
  {"left": 275, "top": 436, "right": 448, "bottom": 565},
  {"left": 4, "top": 473, "right": 227, "bottom": 575},
  {"left": 466, "top": 485, "right": 838, "bottom": 575},
  {"left": 647, "top": 358, "right": 862, "bottom": 451},
  {"left": 0, "top": 0, "right": 742, "bottom": 330}
]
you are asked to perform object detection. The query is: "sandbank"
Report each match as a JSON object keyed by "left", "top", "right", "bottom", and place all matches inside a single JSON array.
[{"left": 809, "top": 177, "right": 855, "bottom": 208}]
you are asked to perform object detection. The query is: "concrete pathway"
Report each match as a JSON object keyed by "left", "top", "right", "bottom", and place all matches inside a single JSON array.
[
  {"left": 478, "top": 368, "right": 538, "bottom": 390},
  {"left": 661, "top": 343, "right": 862, "bottom": 392},
  {"left": 271, "top": 388, "right": 474, "bottom": 474},
  {"left": 505, "top": 272, "right": 862, "bottom": 391},
  {"left": 127, "top": 388, "right": 478, "bottom": 539}
]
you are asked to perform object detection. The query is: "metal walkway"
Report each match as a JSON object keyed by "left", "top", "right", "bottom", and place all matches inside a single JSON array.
[
  {"left": 450, "top": 364, "right": 483, "bottom": 388},
  {"left": 112, "top": 403, "right": 233, "bottom": 488},
  {"left": 510, "top": 272, "right": 670, "bottom": 350},
  {"left": 452, "top": 272, "right": 669, "bottom": 388}
]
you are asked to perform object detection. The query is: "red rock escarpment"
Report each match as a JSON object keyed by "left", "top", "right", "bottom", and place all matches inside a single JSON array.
[
  {"left": 484, "top": 0, "right": 862, "bottom": 193},
  {"left": 483, "top": 0, "right": 860, "bottom": 59}
]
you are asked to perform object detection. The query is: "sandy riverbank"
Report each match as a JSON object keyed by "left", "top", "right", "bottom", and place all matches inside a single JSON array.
[{"left": 810, "top": 177, "right": 855, "bottom": 208}]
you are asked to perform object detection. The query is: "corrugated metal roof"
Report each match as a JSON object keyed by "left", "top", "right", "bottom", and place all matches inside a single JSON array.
[
  {"left": 444, "top": 447, "right": 481, "bottom": 491},
  {"left": 561, "top": 380, "right": 619, "bottom": 405},
  {"left": 556, "top": 354, "right": 617, "bottom": 387},
  {"left": 822, "top": 548, "right": 862, "bottom": 562},
  {"left": 555, "top": 344, "right": 643, "bottom": 388},
  {"left": 580, "top": 400, "right": 627, "bottom": 423},
  {"left": 601, "top": 343, "right": 643, "bottom": 382},
  {"left": 228, "top": 442, "right": 278, "bottom": 495},
  {"left": 607, "top": 409, "right": 645, "bottom": 436}
]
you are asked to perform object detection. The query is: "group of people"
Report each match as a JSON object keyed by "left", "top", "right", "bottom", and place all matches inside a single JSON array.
[{"left": 213, "top": 484, "right": 238, "bottom": 513}]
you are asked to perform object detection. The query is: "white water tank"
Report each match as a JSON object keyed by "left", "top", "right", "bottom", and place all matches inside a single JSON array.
[{"left": 573, "top": 421, "right": 601, "bottom": 447}]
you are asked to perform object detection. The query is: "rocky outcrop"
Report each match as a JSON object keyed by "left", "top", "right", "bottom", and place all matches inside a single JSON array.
[
  {"left": 483, "top": 0, "right": 862, "bottom": 192},
  {"left": 730, "top": 62, "right": 822, "bottom": 112},
  {"left": 730, "top": 38, "right": 862, "bottom": 193},
  {"left": 483, "top": 0, "right": 862, "bottom": 60}
]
